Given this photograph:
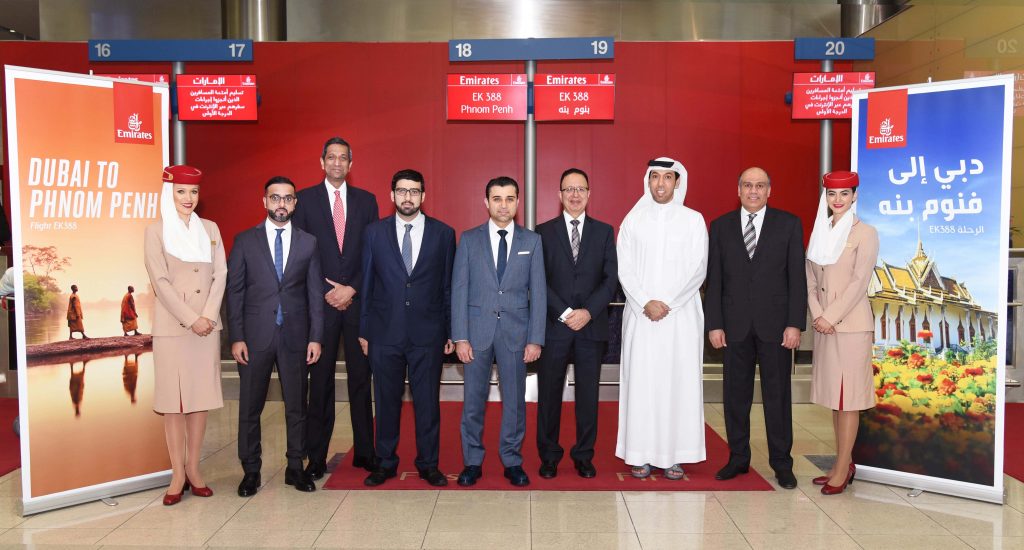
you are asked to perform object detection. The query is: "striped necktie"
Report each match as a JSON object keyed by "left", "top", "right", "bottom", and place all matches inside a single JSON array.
[{"left": 744, "top": 212, "right": 757, "bottom": 259}]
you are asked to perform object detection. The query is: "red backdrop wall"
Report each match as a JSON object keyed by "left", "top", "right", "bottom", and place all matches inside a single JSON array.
[{"left": 2, "top": 41, "right": 850, "bottom": 249}]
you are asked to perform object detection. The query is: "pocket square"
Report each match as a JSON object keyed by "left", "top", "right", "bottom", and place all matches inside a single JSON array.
[{"left": 517, "top": 250, "right": 530, "bottom": 255}]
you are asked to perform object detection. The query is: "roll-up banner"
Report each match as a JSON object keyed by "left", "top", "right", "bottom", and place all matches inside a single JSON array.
[
  {"left": 851, "top": 74, "right": 1013, "bottom": 504},
  {"left": 4, "top": 66, "right": 171, "bottom": 515}
]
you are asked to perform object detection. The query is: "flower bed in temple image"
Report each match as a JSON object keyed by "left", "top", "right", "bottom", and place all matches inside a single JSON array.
[{"left": 852, "top": 337, "right": 998, "bottom": 486}]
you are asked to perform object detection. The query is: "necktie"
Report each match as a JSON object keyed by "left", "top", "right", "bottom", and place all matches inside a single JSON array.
[
  {"left": 274, "top": 228, "right": 284, "bottom": 325},
  {"left": 333, "top": 190, "right": 346, "bottom": 255},
  {"left": 570, "top": 219, "right": 580, "bottom": 264},
  {"left": 401, "top": 223, "right": 414, "bottom": 274},
  {"left": 744, "top": 212, "right": 757, "bottom": 259},
  {"left": 496, "top": 229, "right": 508, "bottom": 282}
]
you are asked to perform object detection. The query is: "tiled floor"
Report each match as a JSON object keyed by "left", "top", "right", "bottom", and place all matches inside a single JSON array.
[{"left": 0, "top": 402, "right": 1022, "bottom": 549}]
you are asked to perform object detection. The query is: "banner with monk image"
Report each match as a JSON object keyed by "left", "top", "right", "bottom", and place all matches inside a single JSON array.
[{"left": 4, "top": 66, "right": 171, "bottom": 515}]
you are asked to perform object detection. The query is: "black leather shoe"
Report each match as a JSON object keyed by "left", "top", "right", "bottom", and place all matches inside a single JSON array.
[
  {"left": 237, "top": 472, "right": 261, "bottom": 497},
  {"left": 363, "top": 468, "right": 397, "bottom": 487},
  {"left": 457, "top": 465, "right": 482, "bottom": 487},
  {"left": 352, "top": 455, "right": 379, "bottom": 472},
  {"left": 503, "top": 465, "right": 530, "bottom": 487},
  {"left": 284, "top": 467, "right": 316, "bottom": 492},
  {"left": 775, "top": 469, "right": 798, "bottom": 489},
  {"left": 418, "top": 468, "right": 448, "bottom": 487},
  {"left": 538, "top": 460, "right": 558, "bottom": 479},
  {"left": 573, "top": 459, "right": 597, "bottom": 478},
  {"left": 304, "top": 461, "right": 326, "bottom": 481},
  {"left": 714, "top": 462, "right": 750, "bottom": 481}
]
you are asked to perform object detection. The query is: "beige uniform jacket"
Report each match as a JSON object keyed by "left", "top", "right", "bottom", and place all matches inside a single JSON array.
[{"left": 805, "top": 220, "right": 879, "bottom": 333}]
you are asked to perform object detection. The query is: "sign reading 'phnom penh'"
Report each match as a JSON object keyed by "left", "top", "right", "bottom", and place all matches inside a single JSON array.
[
  {"left": 176, "top": 74, "right": 258, "bottom": 121},
  {"left": 446, "top": 74, "right": 527, "bottom": 121},
  {"left": 534, "top": 74, "right": 615, "bottom": 121}
]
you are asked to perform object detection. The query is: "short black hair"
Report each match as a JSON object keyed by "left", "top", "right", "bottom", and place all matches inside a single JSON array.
[
  {"left": 391, "top": 169, "right": 425, "bottom": 191},
  {"left": 321, "top": 137, "right": 352, "bottom": 160},
  {"left": 485, "top": 176, "right": 519, "bottom": 198},
  {"left": 127, "top": 285, "right": 134, "bottom": 292},
  {"left": 264, "top": 176, "right": 295, "bottom": 192},
  {"left": 559, "top": 168, "right": 589, "bottom": 187}
]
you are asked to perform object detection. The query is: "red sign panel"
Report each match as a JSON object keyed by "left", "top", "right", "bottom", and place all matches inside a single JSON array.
[
  {"left": 446, "top": 74, "right": 527, "bottom": 121},
  {"left": 176, "top": 74, "right": 258, "bottom": 121},
  {"left": 534, "top": 74, "right": 615, "bottom": 121},
  {"left": 792, "top": 72, "right": 875, "bottom": 119},
  {"left": 866, "top": 88, "right": 909, "bottom": 149},
  {"left": 97, "top": 74, "right": 170, "bottom": 84},
  {"left": 112, "top": 81, "right": 155, "bottom": 145}
]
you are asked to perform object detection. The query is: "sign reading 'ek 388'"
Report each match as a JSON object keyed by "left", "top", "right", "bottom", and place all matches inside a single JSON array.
[{"left": 446, "top": 74, "right": 528, "bottom": 121}]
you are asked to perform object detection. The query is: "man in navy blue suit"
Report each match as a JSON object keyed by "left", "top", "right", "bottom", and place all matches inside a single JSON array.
[
  {"left": 451, "top": 176, "right": 546, "bottom": 487},
  {"left": 358, "top": 169, "right": 455, "bottom": 487},
  {"left": 292, "top": 137, "right": 380, "bottom": 479}
]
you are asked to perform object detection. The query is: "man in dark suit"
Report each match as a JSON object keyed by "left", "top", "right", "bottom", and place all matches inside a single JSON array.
[
  {"left": 358, "top": 169, "right": 455, "bottom": 487},
  {"left": 704, "top": 166, "right": 807, "bottom": 490},
  {"left": 228, "top": 176, "right": 324, "bottom": 496},
  {"left": 451, "top": 176, "right": 546, "bottom": 487},
  {"left": 534, "top": 168, "right": 617, "bottom": 479},
  {"left": 292, "top": 137, "right": 380, "bottom": 479}
]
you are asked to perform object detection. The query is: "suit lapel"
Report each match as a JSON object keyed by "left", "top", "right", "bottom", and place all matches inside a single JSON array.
[
  {"left": 554, "top": 216, "right": 575, "bottom": 265},
  {"left": 410, "top": 216, "right": 434, "bottom": 277},
  {"left": 341, "top": 185, "right": 362, "bottom": 255},
  {"left": 751, "top": 208, "right": 775, "bottom": 263},
  {"left": 576, "top": 217, "right": 595, "bottom": 265},
  {"left": 255, "top": 224, "right": 278, "bottom": 281},
  {"left": 479, "top": 223, "right": 500, "bottom": 286},
  {"left": 281, "top": 225, "right": 300, "bottom": 280},
  {"left": 732, "top": 208, "right": 750, "bottom": 262}
]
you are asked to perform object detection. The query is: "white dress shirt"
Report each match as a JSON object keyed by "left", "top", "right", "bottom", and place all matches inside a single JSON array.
[
  {"left": 563, "top": 210, "right": 586, "bottom": 241},
  {"left": 324, "top": 179, "right": 348, "bottom": 215},
  {"left": 488, "top": 219, "right": 515, "bottom": 269},
  {"left": 264, "top": 219, "right": 292, "bottom": 270},
  {"left": 395, "top": 212, "right": 425, "bottom": 271},
  {"left": 740, "top": 205, "right": 766, "bottom": 246}
]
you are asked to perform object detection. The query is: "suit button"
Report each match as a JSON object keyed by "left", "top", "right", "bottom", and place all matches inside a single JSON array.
[
  {"left": 405, "top": 301, "right": 410, "bottom": 306},
  {"left": 498, "top": 290, "right": 504, "bottom": 295},
  {"left": 406, "top": 283, "right": 412, "bottom": 288},
  {"left": 821, "top": 288, "right": 825, "bottom": 291},
  {"left": 193, "top": 268, "right": 199, "bottom": 273},
  {"left": 195, "top": 289, "right": 201, "bottom": 294}
]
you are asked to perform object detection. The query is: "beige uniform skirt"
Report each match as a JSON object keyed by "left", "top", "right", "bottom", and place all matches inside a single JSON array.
[
  {"left": 810, "top": 331, "right": 875, "bottom": 411},
  {"left": 152, "top": 331, "right": 223, "bottom": 414}
]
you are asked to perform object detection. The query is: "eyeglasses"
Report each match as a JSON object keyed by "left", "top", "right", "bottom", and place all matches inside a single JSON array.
[
  {"left": 560, "top": 186, "right": 589, "bottom": 195},
  {"left": 394, "top": 188, "right": 423, "bottom": 197},
  {"left": 267, "top": 194, "right": 296, "bottom": 205}
]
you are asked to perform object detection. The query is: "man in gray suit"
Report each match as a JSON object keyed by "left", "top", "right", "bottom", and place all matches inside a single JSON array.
[
  {"left": 452, "top": 176, "right": 546, "bottom": 487},
  {"left": 227, "top": 176, "right": 324, "bottom": 496}
]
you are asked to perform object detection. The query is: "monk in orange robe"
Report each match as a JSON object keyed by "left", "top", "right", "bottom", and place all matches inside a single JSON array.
[
  {"left": 121, "top": 285, "right": 140, "bottom": 335},
  {"left": 67, "top": 284, "right": 88, "bottom": 339}
]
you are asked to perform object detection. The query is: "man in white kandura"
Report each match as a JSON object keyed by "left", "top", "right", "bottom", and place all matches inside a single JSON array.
[{"left": 616, "top": 157, "right": 709, "bottom": 480}]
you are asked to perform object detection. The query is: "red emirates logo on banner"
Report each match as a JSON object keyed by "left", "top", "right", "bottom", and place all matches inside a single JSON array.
[
  {"left": 112, "top": 81, "right": 154, "bottom": 144},
  {"left": 865, "top": 88, "right": 908, "bottom": 149}
]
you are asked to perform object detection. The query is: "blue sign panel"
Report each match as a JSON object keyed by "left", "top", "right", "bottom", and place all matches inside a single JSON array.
[
  {"left": 449, "top": 37, "right": 614, "bottom": 62},
  {"left": 794, "top": 37, "right": 875, "bottom": 60},
  {"left": 88, "top": 40, "right": 254, "bottom": 62}
]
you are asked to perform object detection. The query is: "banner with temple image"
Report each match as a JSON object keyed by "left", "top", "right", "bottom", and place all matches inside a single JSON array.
[
  {"left": 4, "top": 66, "right": 171, "bottom": 515},
  {"left": 850, "top": 74, "right": 1013, "bottom": 503}
]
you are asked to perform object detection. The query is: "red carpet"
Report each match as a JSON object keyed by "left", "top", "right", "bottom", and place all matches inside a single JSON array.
[
  {"left": 324, "top": 401, "right": 773, "bottom": 491},
  {"left": 0, "top": 398, "right": 20, "bottom": 477},
  {"left": 1005, "top": 403, "right": 1024, "bottom": 483}
]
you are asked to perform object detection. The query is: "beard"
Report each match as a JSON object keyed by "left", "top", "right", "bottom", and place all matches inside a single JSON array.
[
  {"left": 267, "top": 207, "right": 293, "bottom": 223},
  {"left": 395, "top": 202, "right": 420, "bottom": 217}
]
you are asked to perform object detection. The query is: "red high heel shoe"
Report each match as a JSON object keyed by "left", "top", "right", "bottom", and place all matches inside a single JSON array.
[
  {"left": 813, "top": 463, "right": 855, "bottom": 486},
  {"left": 821, "top": 464, "right": 855, "bottom": 495},
  {"left": 186, "top": 476, "right": 213, "bottom": 497},
  {"left": 163, "top": 478, "right": 188, "bottom": 506}
]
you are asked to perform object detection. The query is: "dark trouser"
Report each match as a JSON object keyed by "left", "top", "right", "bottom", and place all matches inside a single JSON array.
[
  {"left": 238, "top": 327, "right": 308, "bottom": 473},
  {"left": 305, "top": 308, "right": 374, "bottom": 466},
  {"left": 722, "top": 331, "right": 794, "bottom": 472},
  {"left": 536, "top": 335, "right": 605, "bottom": 463},
  {"left": 369, "top": 342, "right": 443, "bottom": 471}
]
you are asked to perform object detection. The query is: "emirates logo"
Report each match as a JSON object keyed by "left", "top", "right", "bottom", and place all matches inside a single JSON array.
[
  {"left": 128, "top": 112, "right": 142, "bottom": 132},
  {"left": 879, "top": 118, "right": 893, "bottom": 137}
]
